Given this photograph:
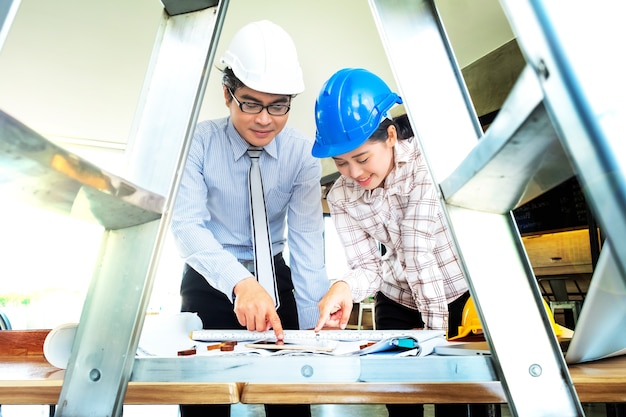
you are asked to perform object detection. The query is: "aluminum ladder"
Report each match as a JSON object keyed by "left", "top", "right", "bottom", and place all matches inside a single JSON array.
[
  {"left": 369, "top": 0, "right": 625, "bottom": 415},
  {"left": 3, "top": 1, "right": 624, "bottom": 416}
]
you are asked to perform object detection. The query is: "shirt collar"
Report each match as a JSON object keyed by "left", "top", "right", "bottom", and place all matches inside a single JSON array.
[
  {"left": 227, "top": 118, "right": 279, "bottom": 161},
  {"left": 393, "top": 137, "right": 413, "bottom": 168}
]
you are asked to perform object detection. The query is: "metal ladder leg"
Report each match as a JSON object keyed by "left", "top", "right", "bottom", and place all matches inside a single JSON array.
[
  {"left": 368, "top": 1, "right": 583, "bottom": 415},
  {"left": 54, "top": 2, "right": 229, "bottom": 415},
  {"left": 0, "top": 0, "right": 21, "bottom": 51}
]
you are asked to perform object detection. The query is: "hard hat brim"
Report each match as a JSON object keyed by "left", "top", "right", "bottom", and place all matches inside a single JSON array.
[{"left": 311, "top": 134, "right": 370, "bottom": 158}]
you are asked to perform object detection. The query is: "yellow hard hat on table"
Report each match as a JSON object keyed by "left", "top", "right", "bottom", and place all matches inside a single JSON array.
[{"left": 449, "top": 296, "right": 565, "bottom": 340}]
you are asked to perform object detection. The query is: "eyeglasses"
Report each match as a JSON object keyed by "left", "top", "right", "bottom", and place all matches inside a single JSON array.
[{"left": 228, "top": 89, "right": 291, "bottom": 116}]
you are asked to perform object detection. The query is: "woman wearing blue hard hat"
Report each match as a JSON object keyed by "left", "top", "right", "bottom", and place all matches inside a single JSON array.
[{"left": 313, "top": 68, "right": 472, "bottom": 417}]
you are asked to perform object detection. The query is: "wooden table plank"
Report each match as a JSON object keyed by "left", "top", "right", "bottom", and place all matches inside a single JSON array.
[
  {"left": 0, "top": 380, "right": 61, "bottom": 404},
  {"left": 0, "top": 330, "right": 50, "bottom": 357},
  {"left": 569, "top": 355, "right": 626, "bottom": 403},
  {"left": 240, "top": 382, "right": 507, "bottom": 404},
  {"left": 0, "top": 379, "right": 241, "bottom": 405},
  {"left": 125, "top": 382, "right": 242, "bottom": 405}
]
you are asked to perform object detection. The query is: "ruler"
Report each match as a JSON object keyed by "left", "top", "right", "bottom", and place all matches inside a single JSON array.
[{"left": 191, "top": 329, "right": 444, "bottom": 342}]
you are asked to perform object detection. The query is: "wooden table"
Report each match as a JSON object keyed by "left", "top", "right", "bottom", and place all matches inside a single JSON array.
[{"left": 2, "top": 330, "right": 625, "bottom": 406}]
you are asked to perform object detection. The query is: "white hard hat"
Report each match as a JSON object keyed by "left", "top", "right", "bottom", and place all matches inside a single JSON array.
[{"left": 219, "top": 20, "right": 305, "bottom": 95}]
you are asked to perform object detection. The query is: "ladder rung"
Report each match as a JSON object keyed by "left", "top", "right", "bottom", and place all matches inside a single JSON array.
[
  {"left": 0, "top": 110, "right": 164, "bottom": 229},
  {"left": 441, "top": 66, "right": 574, "bottom": 213}
]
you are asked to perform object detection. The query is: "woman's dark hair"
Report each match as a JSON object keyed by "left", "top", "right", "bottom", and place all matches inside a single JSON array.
[{"left": 369, "top": 113, "right": 414, "bottom": 142}]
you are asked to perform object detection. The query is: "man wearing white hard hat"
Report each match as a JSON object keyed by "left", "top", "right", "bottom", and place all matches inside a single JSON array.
[{"left": 171, "top": 20, "right": 329, "bottom": 417}]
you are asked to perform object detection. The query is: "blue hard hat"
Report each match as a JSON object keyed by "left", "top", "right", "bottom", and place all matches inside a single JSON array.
[{"left": 312, "top": 68, "right": 402, "bottom": 158}]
